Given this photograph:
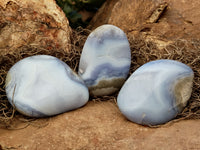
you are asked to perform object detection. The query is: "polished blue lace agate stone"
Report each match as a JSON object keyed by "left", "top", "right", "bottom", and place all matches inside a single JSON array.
[
  {"left": 78, "top": 24, "right": 131, "bottom": 96},
  {"left": 5, "top": 55, "right": 89, "bottom": 117},
  {"left": 117, "top": 59, "right": 194, "bottom": 126}
]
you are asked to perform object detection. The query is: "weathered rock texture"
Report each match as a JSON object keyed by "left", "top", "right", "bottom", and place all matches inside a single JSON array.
[
  {"left": 0, "top": 100, "right": 200, "bottom": 150},
  {"left": 90, "top": 0, "right": 200, "bottom": 48},
  {"left": 0, "top": 0, "right": 71, "bottom": 55}
]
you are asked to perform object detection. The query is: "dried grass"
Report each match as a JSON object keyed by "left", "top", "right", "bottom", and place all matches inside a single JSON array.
[
  {"left": 0, "top": 28, "right": 199, "bottom": 128},
  {"left": 128, "top": 36, "right": 200, "bottom": 121},
  {"left": 0, "top": 28, "right": 89, "bottom": 128}
]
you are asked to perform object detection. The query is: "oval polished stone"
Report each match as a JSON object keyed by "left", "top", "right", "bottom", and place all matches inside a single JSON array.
[
  {"left": 5, "top": 55, "right": 89, "bottom": 117},
  {"left": 78, "top": 24, "right": 131, "bottom": 96},
  {"left": 117, "top": 59, "right": 194, "bottom": 126}
]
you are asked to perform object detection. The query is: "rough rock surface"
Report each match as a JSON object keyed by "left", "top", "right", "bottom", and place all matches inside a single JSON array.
[
  {"left": 0, "top": 100, "right": 200, "bottom": 150},
  {"left": 0, "top": 0, "right": 71, "bottom": 55},
  {"left": 90, "top": 0, "right": 200, "bottom": 48}
]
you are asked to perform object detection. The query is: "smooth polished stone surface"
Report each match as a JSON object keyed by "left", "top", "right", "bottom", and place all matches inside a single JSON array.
[
  {"left": 78, "top": 24, "right": 131, "bottom": 96},
  {"left": 5, "top": 55, "right": 89, "bottom": 117},
  {"left": 117, "top": 59, "right": 194, "bottom": 126}
]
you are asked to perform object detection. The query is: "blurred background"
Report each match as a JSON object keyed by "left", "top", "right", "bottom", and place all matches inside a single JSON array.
[{"left": 56, "top": 0, "right": 106, "bottom": 28}]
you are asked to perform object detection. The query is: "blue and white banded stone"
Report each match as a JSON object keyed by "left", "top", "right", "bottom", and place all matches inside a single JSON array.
[
  {"left": 117, "top": 59, "right": 194, "bottom": 126},
  {"left": 5, "top": 55, "right": 89, "bottom": 117},
  {"left": 78, "top": 24, "right": 131, "bottom": 96}
]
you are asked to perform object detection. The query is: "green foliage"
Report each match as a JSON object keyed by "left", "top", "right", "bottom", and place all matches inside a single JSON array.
[{"left": 56, "top": 0, "right": 106, "bottom": 28}]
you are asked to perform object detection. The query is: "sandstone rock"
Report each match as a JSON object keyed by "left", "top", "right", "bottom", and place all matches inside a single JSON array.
[
  {"left": 90, "top": 0, "right": 200, "bottom": 48},
  {"left": 88, "top": 0, "right": 118, "bottom": 29},
  {"left": 0, "top": 0, "right": 71, "bottom": 55},
  {"left": 0, "top": 100, "right": 200, "bottom": 149}
]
